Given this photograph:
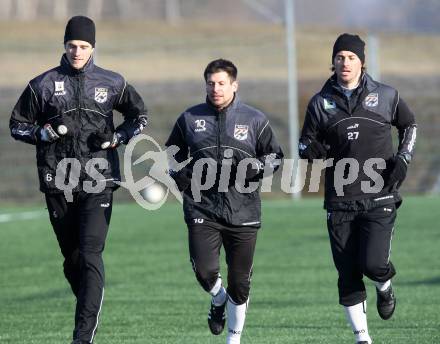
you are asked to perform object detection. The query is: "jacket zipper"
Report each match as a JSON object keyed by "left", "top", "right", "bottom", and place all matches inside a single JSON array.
[
  {"left": 216, "top": 112, "right": 222, "bottom": 162},
  {"left": 217, "top": 110, "right": 224, "bottom": 216},
  {"left": 76, "top": 74, "right": 83, "bottom": 186}
]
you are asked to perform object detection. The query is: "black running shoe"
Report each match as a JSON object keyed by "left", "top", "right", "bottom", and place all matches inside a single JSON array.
[
  {"left": 376, "top": 284, "right": 396, "bottom": 320},
  {"left": 357, "top": 342, "right": 369, "bottom": 344},
  {"left": 208, "top": 301, "right": 226, "bottom": 335}
]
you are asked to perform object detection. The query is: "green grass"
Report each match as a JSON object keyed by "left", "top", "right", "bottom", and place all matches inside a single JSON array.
[{"left": 0, "top": 195, "right": 439, "bottom": 343}]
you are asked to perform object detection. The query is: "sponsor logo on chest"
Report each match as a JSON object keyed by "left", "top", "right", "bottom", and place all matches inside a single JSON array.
[
  {"left": 95, "top": 87, "right": 108, "bottom": 103},
  {"left": 194, "top": 119, "right": 206, "bottom": 132},
  {"left": 364, "top": 92, "right": 379, "bottom": 107},
  {"left": 54, "top": 81, "right": 66, "bottom": 96},
  {"left": 347, "top": 123, "right": 359, "bottom": 130},
  {"left": 234, "top": 124, "right": 249, "bottom": 140}
]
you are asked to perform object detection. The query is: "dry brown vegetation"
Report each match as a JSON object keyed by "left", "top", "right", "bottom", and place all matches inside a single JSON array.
[{"left": 2, "top": 20, "right": 440, "bottom": 87}]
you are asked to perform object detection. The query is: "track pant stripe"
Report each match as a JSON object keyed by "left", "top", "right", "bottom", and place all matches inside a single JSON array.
[
  {"left": 387, "top": 226, "right": 395, "bottom": 264},
  {"left": 90, "top": 287, "right": 105, "bottom": 343}
]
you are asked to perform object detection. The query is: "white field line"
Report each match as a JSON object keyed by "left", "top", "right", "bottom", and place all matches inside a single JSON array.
[{"left": 0, "top": 210, "right": 46, "bottom": 223}]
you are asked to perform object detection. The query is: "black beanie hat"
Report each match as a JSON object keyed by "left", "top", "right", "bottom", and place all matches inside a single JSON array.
[
  {"left": 332, "top": 33, "right": 365, "bottom": 64},
  {"left": 64, "top": 16, "right": 95, "bottom": 47}
]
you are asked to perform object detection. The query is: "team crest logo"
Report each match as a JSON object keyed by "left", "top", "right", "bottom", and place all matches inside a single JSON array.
[
  {"left": 234, "top": 124, "right": 249, "bottom": 141},
  {"left": 364, "top": 93, "right": 379, "bottom": 107},
  {"left": 323, "top": 98, "right": 336, "bottom": 110},
  {"left": 54, "top": 81, "right": 66, "bottom": 96},
  {"left": 94, "top": 87, "right": 108, "bottom": 103}
]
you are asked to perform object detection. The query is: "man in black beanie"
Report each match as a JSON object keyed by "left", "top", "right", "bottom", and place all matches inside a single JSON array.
[
  {"left": 332, "top": 33, "right": 365, "bottom": 65},
  {"left": 64, "top": 15, "right": 96, "bottom": 47},
  {"left": 10, "top": 15, "right": 148, "bottom": 344},
  {"left": 299, "top": 33, "right": 417, "bottom": 343}
]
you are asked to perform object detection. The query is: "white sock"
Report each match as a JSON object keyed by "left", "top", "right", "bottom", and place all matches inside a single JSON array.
[
  {"left": 226, "top": 297, "right": 248, "bottom": 344},
  {"left": 375, "top": 279, "right": 391, "bottom": 292},
  {"left": 209, "top": 277, "right": 227, "bottom": 306},
  {"left": 344, "top": 301, "right": 372, "bottom": 343}
]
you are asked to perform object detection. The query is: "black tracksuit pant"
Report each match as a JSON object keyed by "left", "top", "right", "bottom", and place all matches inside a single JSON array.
[
  {"left": 45, "top": 190, "right": 113, "bottom": 343},
  {"left": 188, "top": 220, "right": 258, "bottom": 305},
  {"left": 327, "top": 204, "right": 397, "bottom": 306}
]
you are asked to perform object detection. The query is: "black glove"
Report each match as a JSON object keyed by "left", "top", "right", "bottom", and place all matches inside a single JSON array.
[
  {"left": 40, "top": 116, "right": 73, "bottom": 142},
  {"left": 243, "top": 159, "right": 264, "bottom": 181},
  {"left": 170, "top": 166, "right": 192, "bottom": 192},
  {"left": 299, "top": 140, "right": 328, "bottom": 161},
  {"left": 228, "top": 159, "right": 264, "bottom": 186},
  {"left": 90, "top": 128, "right": 126, "bottom": 150},
  {"left": 386, "top": 155, "right": 408, "bottom": 189},
  {"left": 49, "top": 117, "right": 70, "bottom": 136}
]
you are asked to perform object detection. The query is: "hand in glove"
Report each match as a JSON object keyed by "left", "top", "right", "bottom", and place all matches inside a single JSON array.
[
  {"left": 243, "top": 159, "right": 264, "bottom": 181},
  {"left": 299, "top": 140, "right": 328, "bottom": 161},
  {"left": 40, "top": 117, "right": 70, "bottom": 142},
  {"left": 386, "top": 155, "right": 408, "bottom": 189},
  {"left": 90, "top": 128, "right": 126, "bottom": 150},
  {"left": 50, "top": 117, "right": 69, "bottom": 136},
  {"left": 169, "top": 166, "right": 192, "bottom": 192},
  {"left": 40, "top": 123, "right": 60, "bottom": 142},
  {"left": 228, "top": 159, "right": 264, "bottom": 186}
]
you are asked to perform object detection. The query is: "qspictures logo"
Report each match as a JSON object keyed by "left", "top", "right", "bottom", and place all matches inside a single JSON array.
[{"left": 52, "top": 134, "right": 392, "bottom": 210}]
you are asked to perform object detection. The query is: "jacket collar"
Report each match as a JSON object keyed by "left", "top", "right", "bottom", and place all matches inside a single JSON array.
[
  {"left": 320, "top": 73, "right": 380, "bottom": 114},
  {"left": 206, "top": 93, "right": 240, "bottom": 114},
  {"left": 322, "top": 72, "right": 378, "bottom": 97},
  {"left": 60, "top": 53, "right": 95, "bottom": 75}
]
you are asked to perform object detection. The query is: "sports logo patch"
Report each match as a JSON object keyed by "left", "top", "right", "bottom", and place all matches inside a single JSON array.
[
  {"left": 194, "top": 119, "right": 206, "bottom": 132},
  {"left": 323, "top": 98, "right": 336, "bottom": 110},
  {"left": 347, "top": 123, "right": 359, "bottom": 130},
  {"left": 54, "top": 81, "right": 66, "bottom": 96},
  {"left": 94, "top": 87, "right": 108, "bottom": 103},
  {"left": 234, "top": 124, "right": 249, "bottom": 140},
  {"left": 364, "top": 92, "right": 379, "bottom": 107}
]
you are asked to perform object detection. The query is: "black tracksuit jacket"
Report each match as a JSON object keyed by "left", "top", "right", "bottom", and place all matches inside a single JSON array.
[
  {"left": 299, "top": 73, "right": 417, "bottom": 210},
  {"left": 10, "top": 54, "right": 148, "bottom": 193},
  {"left": 166, "top": 95, "right": 283, "bottom": 228}
]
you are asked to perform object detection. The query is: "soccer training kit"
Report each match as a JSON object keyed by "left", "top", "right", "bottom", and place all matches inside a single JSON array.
[
  {"left": 188, "top": 220, "right": 257, "bottom": 305},
  {"left": 299, "top": 72, "right": 416, "bottom": 305},
  {"left": 327, "top": 206, "right": 396, "bottom": 305},
  {"left": 45, "top": 190, "right": 113, "bottom": 342}
]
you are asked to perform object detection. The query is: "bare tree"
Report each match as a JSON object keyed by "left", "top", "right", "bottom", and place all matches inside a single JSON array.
[
  {"left": 87, "top": 0, "right": 103, "bottom": 20},
  {"left": 0, "top": 0, "right": 13, "bottom": 20},
  {"left": 165, "top": 0, "right": 180, "bottom": 25},
  {"left": 116, "top": 0, "right": 134, "bottom": 19},
  {"left": 16, "top": 0, "right": 39, "bottom": 21},
  {"left": 53, "top": 0, "right": 68, "bottom": 21}
]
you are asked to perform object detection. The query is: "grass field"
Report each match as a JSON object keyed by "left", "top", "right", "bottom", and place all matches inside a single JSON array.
[{"left": 0, "top": 195, "right": 439, "bottom": 343}]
